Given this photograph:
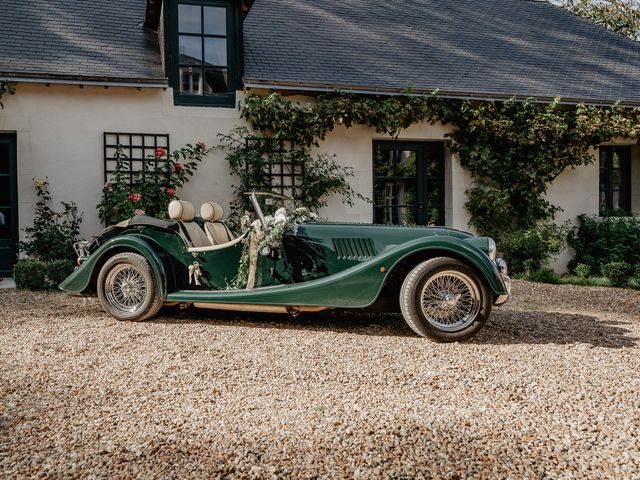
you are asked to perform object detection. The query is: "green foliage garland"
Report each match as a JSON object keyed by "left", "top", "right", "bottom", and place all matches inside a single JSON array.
[
  {"left": 227, "top": 206, "right": 317, "bottom": 290},
  {"left": 235, "top": 92, "right": 640, "bottom": 246},
  {"left": 0, "top": 80, "right": 15, "bottom": 109}
]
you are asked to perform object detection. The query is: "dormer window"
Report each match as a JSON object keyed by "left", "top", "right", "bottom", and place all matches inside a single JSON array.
[{"left": 167, "top": 0, "right": 238, "bottom": 107}]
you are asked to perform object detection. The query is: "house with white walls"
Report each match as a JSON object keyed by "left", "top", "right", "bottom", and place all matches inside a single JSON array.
[{"left": 1, "top": 0, "right": 640, "bottom": 275}]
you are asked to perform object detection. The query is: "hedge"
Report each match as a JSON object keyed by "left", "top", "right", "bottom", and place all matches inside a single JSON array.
[{"left": 13, "top": 259, "right": 75, "bottom": 290}]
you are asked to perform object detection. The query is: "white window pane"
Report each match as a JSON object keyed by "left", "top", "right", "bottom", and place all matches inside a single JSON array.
[
  {"left": 204, "top": 37, "right": 226, "bottom": 66},
  {"left": 204, "top": 6, "right": 226, "bottom": 35},
  {"left": 179, "top": 35, "right": 202, "bottom": 64},
  {"left": 204, "top": 68, "right": 228, "bottom": 94},
  {"left": 180, "top": 67, "right": 203, "bottom": 95},
  {"left": 179, "top": 4, "right": 201, "bottom": 33}
]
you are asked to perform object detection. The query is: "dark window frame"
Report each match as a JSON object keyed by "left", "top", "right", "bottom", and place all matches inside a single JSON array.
[
  {"left": 165, "top": 0, "right": 239, "bottom": 108},
  {"left": 599, "top": 145, "right": 632, "bottom": 215},
  {"left": 0, "top": 133, "right": 18, "bottom": 276},
  {"left": 103, "top": 132, "right": 171, "bottom": 184},
  {"left": 372, "top": 140, "right": 445, "bottom": 226}
]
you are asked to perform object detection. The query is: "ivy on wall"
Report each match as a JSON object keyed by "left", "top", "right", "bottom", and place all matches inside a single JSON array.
[
  {"left": 230, "top": 92, "right": 640, "bottom": 244},
  {"left": 0, "top": 80, "right": 15, "bottom": 109}
]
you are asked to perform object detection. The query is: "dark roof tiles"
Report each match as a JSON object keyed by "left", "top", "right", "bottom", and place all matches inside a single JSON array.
[
  {"left": 244, "top": 0, "right": 640, "bottom": 105},
  {"left": 0, "top": 0, "right": 166, "bottom": 85}
]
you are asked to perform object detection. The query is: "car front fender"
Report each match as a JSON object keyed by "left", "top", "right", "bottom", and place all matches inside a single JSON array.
[
  {"left": 59, "top": 235, "right": 168, "bottom": 299},
  {"left": 386, "top": 236, "right": 507, "bottom": 295}
]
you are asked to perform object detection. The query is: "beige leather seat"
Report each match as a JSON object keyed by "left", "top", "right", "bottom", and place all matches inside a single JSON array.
[
  {"left": 200, "top": 202, "right": 235, "bottom": 245},
  {"left": 168, "top": 200, "right": 212, "bottom": 248}
]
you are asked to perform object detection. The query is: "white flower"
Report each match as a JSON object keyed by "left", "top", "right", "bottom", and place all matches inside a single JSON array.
[
  {"left": 251, "top": 218, "right": 263, "bottom": 230},
  {"left": 240, "top": 214, "right": 252, "bottom": 231},
  {"left": 274, "top": 207, "right": 288, "bottom": 223}
]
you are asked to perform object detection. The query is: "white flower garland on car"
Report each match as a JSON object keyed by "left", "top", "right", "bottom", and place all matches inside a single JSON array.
[{"left": 228, "top": 206, "right": 317, "bottom": 290}]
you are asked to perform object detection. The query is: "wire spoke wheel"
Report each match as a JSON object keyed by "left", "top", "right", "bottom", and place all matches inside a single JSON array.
[
  {"left": 419, "top": 270, "right": 481, "bottom": 331},
  {"left": 97, "top": 252, "right": 162, "bottom": 321},
  {"left": 400, "top": 257, "right": 491, "bottom": 341},
  {"left": 105, "top": 265, "right": 148, "bottom": 313}
]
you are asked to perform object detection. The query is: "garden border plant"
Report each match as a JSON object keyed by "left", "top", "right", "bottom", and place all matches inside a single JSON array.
[
  {"left": 15, "top": 178, "right": 83, "bottom": 290},
  {"left": 19, "top": 178, "right": 83, "bottom": 262}
]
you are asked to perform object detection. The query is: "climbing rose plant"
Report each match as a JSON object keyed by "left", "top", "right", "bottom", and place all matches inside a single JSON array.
[{"left": 97, "top": 142, "right": 212, "bottom": 225}]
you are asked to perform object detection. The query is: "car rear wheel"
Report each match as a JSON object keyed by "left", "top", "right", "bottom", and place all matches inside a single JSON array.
[
  {"left": 97, "top": 252, "right": 162, "bottom": 322},
  {"left": 400, "top": 257, "right": 491, "bottom": 342}
]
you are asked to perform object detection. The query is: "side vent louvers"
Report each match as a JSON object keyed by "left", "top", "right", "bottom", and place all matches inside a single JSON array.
[{"left": 332, "top": 238, "right": 377, "bottom": 260}]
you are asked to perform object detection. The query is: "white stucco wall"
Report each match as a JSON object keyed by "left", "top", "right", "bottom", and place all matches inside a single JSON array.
[
  {"left": 544, "top": 147, "right": 600, "bottom": 271},
  {"left": 0, "top": 83, "right": 245, "bottom": 240}
]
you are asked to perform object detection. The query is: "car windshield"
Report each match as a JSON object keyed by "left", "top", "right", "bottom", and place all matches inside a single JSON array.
[{"left": 244, "top": 191, "right": 293, "bottom": 227}]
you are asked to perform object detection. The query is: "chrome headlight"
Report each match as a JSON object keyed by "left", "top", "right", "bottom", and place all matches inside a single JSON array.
[
  {"left": 496, "top": 258, "right": 508, "bottom": 275},
  {"left": 487, "top": 238, "right": 497, "bottom": 262}
]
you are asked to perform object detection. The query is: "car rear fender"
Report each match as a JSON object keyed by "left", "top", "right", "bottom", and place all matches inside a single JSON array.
[{"left": 58, "top": 235, "right": 168, "bottom": 299}]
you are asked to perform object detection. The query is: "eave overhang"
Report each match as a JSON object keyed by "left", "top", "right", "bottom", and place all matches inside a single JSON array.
[{"left": 244, "top": 78, "right": 640, "bottom": 108}]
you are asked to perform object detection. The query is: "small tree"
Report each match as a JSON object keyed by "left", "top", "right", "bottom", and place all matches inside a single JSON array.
[{"left": 559, "top": 0, "right": 640, "bottom": 40}]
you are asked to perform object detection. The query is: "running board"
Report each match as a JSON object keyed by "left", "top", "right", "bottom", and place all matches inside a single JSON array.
[{"left": 193, "top": 303, "right": 328, "bottom": 314}]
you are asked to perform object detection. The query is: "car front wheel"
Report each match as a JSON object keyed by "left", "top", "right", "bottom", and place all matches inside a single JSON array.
[
  {"left": 399, "top": 257, "right": 492, "bottom": 342},
  {"left": 97, "top": 252, "right": 162, "bottom": 322}
]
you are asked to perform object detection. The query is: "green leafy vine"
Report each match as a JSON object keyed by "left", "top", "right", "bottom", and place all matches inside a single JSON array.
[
  {"left": 231, "top": 92, "right": 640, "bottom": 246},
  {"left": 0, "top": 80, "right": 15, "bottom": 109}
]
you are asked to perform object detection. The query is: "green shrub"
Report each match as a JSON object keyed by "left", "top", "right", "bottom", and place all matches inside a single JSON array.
[
  {"left": 574, "top": 263, "right": 591, "bottom": 278},
  {"left": 601, "top": 261, "right": 634, "bottom": 288},
  {"left": 502, "top": 222, "right": 568, "bottom": 275},
  {"left": 559, "top": 275, "right": 587, "bottom": 286},
  {"left": 13, "top": 259, "right": 75, "bottom": 290},
  {"left": 527, "top": 268, "right": 561, "bottom": 284},
  {"left": 19, "top": 179, "right": 83, "bottom": 261},
  {"left": 568, "top": 215, "right": 640, "bottom": 274}
]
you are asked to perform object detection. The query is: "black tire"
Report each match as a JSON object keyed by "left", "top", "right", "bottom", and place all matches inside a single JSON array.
[
  {"left": 96, "top": 252, "right": 162, "bottom": 322},
  {"left": 399, "top": 257, "right": 492, "bottom": 342}
]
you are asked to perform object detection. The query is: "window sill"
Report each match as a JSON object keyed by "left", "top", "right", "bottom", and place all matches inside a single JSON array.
[{"left": 173, "top": 92, "right": 236, "bottom": 108}]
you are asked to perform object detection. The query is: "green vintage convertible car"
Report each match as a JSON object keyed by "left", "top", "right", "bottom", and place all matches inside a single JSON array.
[{"left": 60, "top": 192, "right": 510, "bottom": 342}]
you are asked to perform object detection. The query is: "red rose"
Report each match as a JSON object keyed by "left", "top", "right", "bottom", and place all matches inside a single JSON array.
[
  {"left": 172, "top": 162, "right": 182, "bottom": 173},
  {"left": 196, "top": 141, "right": 206, "bottom": 151},
  {"left": 134, "top": 209, "right": 145, "bottom": 215},
  {"left": 155, "top": 147, "right": 166, "bottom": 158},
  {"left": 166, "top": 187, "right": 176, "bottom": 197},
  {"left": 128, "top": 193, "right": 142, "bottom": 203},
  {"left": 104, "top": 182, "right": 112, "bottom": 190}
]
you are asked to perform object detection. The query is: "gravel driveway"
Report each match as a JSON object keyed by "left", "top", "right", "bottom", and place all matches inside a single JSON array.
[{"left": 1, "top": 280, "right": 639, "bottom": 479}]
